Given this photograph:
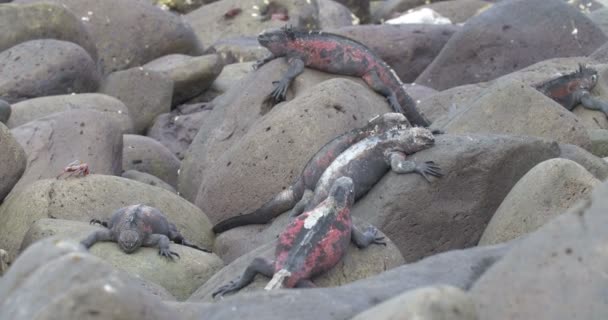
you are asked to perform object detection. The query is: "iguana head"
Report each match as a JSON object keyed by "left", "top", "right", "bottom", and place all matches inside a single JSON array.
[
  {"left": 258, "top": 25, "right": 295, "bottom": 55},
  {"left": 118, "top": 230, "right": 142, "bottom": 253},
  {"left": 389, "top": 126, "right": 435, "bottom": 154},
  {"left": 330, "top": 176, "right": 355, "bottom": 209},
  {"left": 574, "top": 64, "right": 598, "bottom": 92}
]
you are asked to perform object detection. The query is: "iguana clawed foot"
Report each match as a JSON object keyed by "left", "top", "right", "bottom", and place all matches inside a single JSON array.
[
  {"left": 416, "top": 161, "right": 443, "bottom": 182},
  {"left": 159, "top": 247, "right": 180, "bottom": 260},
  {"left": 270, "top": 79, "right": 289, "bottom": 103},
  {"left": 364, "top": 226, "right": 387, "bottom": 246},
  {"left": 89, "top": 219, "right": 108, "bottom": 228},
  {"left": 212, "top": 278, "right": 241, "bottom": 298}
]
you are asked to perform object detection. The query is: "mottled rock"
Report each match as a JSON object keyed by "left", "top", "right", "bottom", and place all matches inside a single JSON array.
[
  {"left": 471, "top": 180, "right": 608, "bottom": 319},
  {"left": 193, "top": 78, "right": 391, "bottom": 223},
  {"left": 21, "top": 219, "right": 223, "bottom": 300},
  {"left": 208, "top": 61, "right": 255, "bottom": 95},
  {"left": 0, "top": 2, "right": 97, "bottom": 61},
  {"left": 100, "top": 67, "right": 173, "bottom": 134},
  {"left": 331, "top": 24, "right": 458, "bottom": 83},
  {"left": 559, "top": 143, "right": 608, "bottom": 180},
  {"left": 150, "top": 0, "right": 216, "bottom": 13},
  {"left": 179, "top": 59, "right": 384, "bottom": 202},
  {"left": 143, "top": 54, "right": 223, "bottom": 106},
  {"left": 184, "top": 243, "right": 510, "bottom": 320},
  {"left": 122, "top": 169, "right": 177, "bottom": 193},
  {"left": 185, "top": 0, "right": 319, "bottom": 46},
  {"left": 0, "top": 122, "right": 26, "bottom": 202},
  {"left": 7, "top": 93, "right": 133, "bottom": 134},
  {"left": 416, "top": 0, "right": 607, "bottom": 90},
  {"left": 350, "top": 285, "right": 478, "bottom": 320},
  {"left": 0, "top": 175, "right": 214, "bottom": 262},
  {"left": 0, "top": 39, "right": 100, "bottom": 103},
  {"left": 350, "top": 134, "right": 560, "bottom": 260},
  {"left": 434, "top": 79, "right": 591, "bottom": 149},
  {"left": 0, "top": 238, "right": 176, "bottom": 319},
  {"left": 147, "top": 103, "right": 211, "bottom": 160},
  {"left": 588, "top": 7, "right": 608, "bottom": 36},
  {"left": 372, "top": 0, "right": 439, "bottom": 23},
  {"left": 190, "top": 221, "right": 403, "bottom": 302},
  {"left": 479, "top": 159, "right": 599, "bottom": 245},
  {"left": 9, "top": 109, "right": 123, "bottom": 193},
  {"left": 15, "top": 0, "right": 204, "bottom": 74},
  {"left": 333, "top": 0, "right": 369, "bottom": 23}
]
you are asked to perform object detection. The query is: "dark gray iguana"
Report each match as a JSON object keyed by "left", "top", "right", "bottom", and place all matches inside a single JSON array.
[
  {"left": 81, "top": 204, "right": 211, "bottom": 260},
  {"left": 213, "top": 122, "right": 442, "bottom": 234},
  {"left": 534, "top": 64, "right": 608, "bottom": 116},
  {"left": 254, "top": 25, "right": 431, "bottom": 127}
]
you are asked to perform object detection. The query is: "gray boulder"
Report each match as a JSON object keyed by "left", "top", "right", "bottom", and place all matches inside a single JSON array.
[
  {"left": 0, "top": 39, "right": 100, "bottom": 103},
  {"left": 9, "top": 109, "right": 123, "bottom": 193},
  {"left": 100, "top": 67, "right": 173, "bottom": 134},
  {"left": 416, "top": 0, "right": 607, "bottom": 90},
  {"left": 0, "top": 238, "right": 176, "bottom": 319},
  {"left": 143, "top": 54, "right": 223, "bottom": 106},
  {"left": 479, "top": 158, "right": 599, "bottom": 245},
  {"left": 471, "top": 180, "right": 608, "bottom": 319},
  {"left": 0, "top": 122, "right": 26, "bottom": 202},
  {"left": 123, "top": 134, "right": 180, "bottom": 188},
  {"left": 558, "top": 143, "right": 608, "bottom": 181},
  {"left": 15, "top": 0, "right": 204, "bottom": 74},
  {"left": 7, "top": 93, "right": 133, "bottom": 134},
  {"left": 0, "top": 2, "right": 98, "bottom": 60},
  {"left": 122, "top": 169, "right": 177, "bottom": 193}
]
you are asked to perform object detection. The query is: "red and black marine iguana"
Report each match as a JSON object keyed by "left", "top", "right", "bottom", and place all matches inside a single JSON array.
[
  {"left": 534, "top": 64, "right": 608, "bottom": 116},
  {"left": 254, "top": 25, "right": 431, "bottom": 127},
  {"left": 212, "top": 176, "right": 385, "bottom": 298},
  {"left": 212, "top": 117, "right": 442, "bottom": 234}
]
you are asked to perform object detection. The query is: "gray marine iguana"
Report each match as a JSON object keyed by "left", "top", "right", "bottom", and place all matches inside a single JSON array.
[
  {"left": 213, "top": 122, "right": 442, "bottom": 234},
  {"left": 254, "top": 25, "right": 431, "bottom": 127},
  {"left": 213, "top": 113, "right": 409, "bottom": 234},
  {"left": 534, "top": 64, "right": 608, "bottom": 116},
  {"left": 81, "top": 204, "right": 211, "bottom": 260},
  {"left": 212, "top": 176, "right": 385, "bottom": 298}
]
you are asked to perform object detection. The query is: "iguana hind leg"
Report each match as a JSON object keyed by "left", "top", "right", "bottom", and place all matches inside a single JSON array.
[
  {"left": 212, "top": 257, "right": 274, "bottom": 298},
  {"left": 362, "top": 70, "right": 403, "bottom": 114}
]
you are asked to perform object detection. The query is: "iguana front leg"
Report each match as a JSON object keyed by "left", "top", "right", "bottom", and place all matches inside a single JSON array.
[
  {"left": 577, "top": 90, "right": 608, "bottom": 116},
  {"left": 351, "top": 225, "right": 386, "bottom": 248},
  {"left": 144, "top": 234, "right": 180, "bottom": 260},
  {"left": 386, "top": 151, "right": 443, "bottom": 182},
  {"left": 80, "top": 229, "right": 114, "bottom": 249},
  {"left": 269, "top": 56, "right": 305, "bottom": 103},
  {"left": 253, "top": 53, "right": 278, "bottom": 70},
  {"left": 289, "top": 189, "right": 314, "bottom": 218},
  {"left": 213, "top": 257, "right": 274, "bottom": 298}
]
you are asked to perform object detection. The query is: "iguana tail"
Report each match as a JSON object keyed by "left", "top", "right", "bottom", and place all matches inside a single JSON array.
[{"left": 212, "top": 178, "right": 305, "bottom": 234}]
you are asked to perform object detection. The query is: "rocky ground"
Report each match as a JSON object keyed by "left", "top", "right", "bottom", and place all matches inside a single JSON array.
[{"left": 0, "top": 0, "right": 608, "bottom": 319}]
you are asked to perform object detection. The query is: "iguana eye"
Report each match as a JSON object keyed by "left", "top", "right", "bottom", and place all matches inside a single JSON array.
[{"left": 592, "top": 74, "right": 598, "bottom": 82}]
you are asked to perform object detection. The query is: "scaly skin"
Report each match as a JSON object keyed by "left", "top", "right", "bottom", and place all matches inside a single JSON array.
[
  {"left": 534, "top": 64, "right": 608, "bottom": 115},
  {"left": 81, "top": 204, "right": 211, "bottom": 260},
  {"left": 212, "top": 113, "right": 409, "bottom": 234},
  {"left": 212, "top": 177, "right": 386, "bottom": 298},
  {"left": 212, "top": 120, "right": 442, "bottom": 234},
  {"left": 254, "top": 26, "right": 431, "bottom": 127}
]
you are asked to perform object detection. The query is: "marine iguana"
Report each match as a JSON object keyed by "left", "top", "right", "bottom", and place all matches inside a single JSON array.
[
  {"left": 534, "top": 64, "right": 608, "bottom": 116},
  {"left": 212, "top": 113, "right": 409, "bottom": 234},
  {"left": 254, "top": 25, "right": 431, "bottom": 127},
  {"left": 213, "top": 122, "right": 442, "bottom": 234},
  {"left": 81, "top": 204, "right": 211, "bottom": 260},
  {"left": 212, "top": 176, "right": 385, "bottom": 298}
]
